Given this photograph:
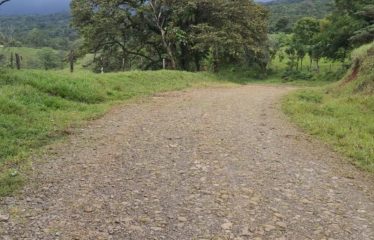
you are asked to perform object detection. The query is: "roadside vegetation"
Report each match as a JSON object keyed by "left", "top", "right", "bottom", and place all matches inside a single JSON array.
[{"left": 283, "top": 42, "right": 374, "bottom": 171}]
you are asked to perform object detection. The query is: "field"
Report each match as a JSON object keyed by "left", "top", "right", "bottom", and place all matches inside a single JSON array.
[{"left": 0, "top": 69, "right": 230, "bottom": 196}]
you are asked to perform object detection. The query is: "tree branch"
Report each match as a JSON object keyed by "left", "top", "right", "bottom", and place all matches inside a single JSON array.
[{"left": 0, "top": 0, "right": 10, "bottom": 6}]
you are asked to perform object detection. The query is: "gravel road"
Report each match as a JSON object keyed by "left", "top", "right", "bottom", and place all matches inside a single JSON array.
[{"left": 1, "top": 85, "right": 373, "bottom": 240}]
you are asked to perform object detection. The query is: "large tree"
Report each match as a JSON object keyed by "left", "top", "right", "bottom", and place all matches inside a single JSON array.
[
  {"left": 316, "top": 0, "right": 374, "bottom": 62},
  {"left": 71, "top": 0, "right": 269, "bottom": 72},
  {"left": 292, "top": 17, "right": 320, "bottom": 70}
]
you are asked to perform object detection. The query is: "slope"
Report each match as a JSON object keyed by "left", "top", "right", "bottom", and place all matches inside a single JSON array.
[{"left": 284, "top": 41, "right": 374, "bottom": 171}]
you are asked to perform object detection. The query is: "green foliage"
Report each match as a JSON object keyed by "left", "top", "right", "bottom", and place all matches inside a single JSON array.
[
  {"left": 283, "top": 41, "right": 374, "bottom": 172},
  {"left": 281, "top": 69, "right": 313, "bottom": 81},
  {"left": 267, "top": 0, "right": 373, "bottom": 64},
  {"left": 270, "top": 0, "right": 373, "bottom": 81},
  {"left": 315, "top": 0, "right": 374, "bottom": 61},
  {"left": 0, "top": 69, "right": 228, "bottom": 196},
  {"left": 38, "top": 48, "right": 64, "bottom": 70},
  {"left": 263, "top": 0, "right": 334, "bottom": 33},
  {"left": 71, "top": 0, "right": 269, "bottom": 72},
  {"left": 0, "top": 13, "right": 78, "bottom": 50}
]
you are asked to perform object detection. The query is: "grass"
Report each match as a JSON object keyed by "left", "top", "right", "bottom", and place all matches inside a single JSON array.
[
  {"left": 0, "top": 47, "right": 64, "bottom": 69},
  {"left": 0, "top": 69, "right": 230, "bottom": 196},
  {"left": 283, "top": 42, "right": 374, "bottom": 172},
  {"left": 216, "top": 67, "right": 337, "bottom": 87}
]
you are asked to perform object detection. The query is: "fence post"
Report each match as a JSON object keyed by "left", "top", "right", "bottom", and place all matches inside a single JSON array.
[
  {"left": 10, "top": 52, "right": 14, "bottom": 68},
  {"left": 68, "top": 50, "right": 75, "bottom": 73},
  {"left": 15, "top": 53, "right": 21, "bottom": 70}
]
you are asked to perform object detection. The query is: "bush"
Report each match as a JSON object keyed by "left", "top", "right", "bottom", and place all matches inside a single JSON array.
[
  {"left": 281, "top": 69, "right": 313, "bottom": 81},
  {"left": 38, "top": 48, "right": 64, "bottom": 70}
]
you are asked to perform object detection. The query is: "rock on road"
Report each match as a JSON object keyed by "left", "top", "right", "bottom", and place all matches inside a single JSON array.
[{"left": 1, "top": 85, "right": 374, "bottom": 240}]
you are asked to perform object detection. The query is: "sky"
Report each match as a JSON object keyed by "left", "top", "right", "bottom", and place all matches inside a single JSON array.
[
  {"left": 0, "top": 0, "right": 275, "bottom": 16},
  {"left": 0, "top": 0, "right": 70, "bottom": 15}
]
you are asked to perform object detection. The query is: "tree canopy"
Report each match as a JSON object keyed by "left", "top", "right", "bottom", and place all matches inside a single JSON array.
[{"left": 71, "top": 0, "right": 269, "bottom": 72}]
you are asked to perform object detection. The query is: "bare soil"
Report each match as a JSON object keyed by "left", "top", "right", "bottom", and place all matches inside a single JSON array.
[{"left": 1, "top": 85, "right": 373, "bottom": 240}]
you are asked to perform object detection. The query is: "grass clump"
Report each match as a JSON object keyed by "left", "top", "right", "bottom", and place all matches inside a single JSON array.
[
  {"left": 0, "top": 69, "right": 227, "bottom": 196},
  {"left": 283, "top": 42, "right": 374, "bottom": 172}
]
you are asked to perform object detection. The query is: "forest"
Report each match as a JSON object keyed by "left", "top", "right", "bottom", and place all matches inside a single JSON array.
[{"left": 265, "top": 0, "right": 335, "bottom": 32}]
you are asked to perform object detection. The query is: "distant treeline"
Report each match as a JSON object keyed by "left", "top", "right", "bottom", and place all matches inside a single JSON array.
[
  {"left": 263, "top": 0, "right": 335, "bottom": 33},
  {"left": 0, "top": 13, "right": 78, "bottom": 50}
]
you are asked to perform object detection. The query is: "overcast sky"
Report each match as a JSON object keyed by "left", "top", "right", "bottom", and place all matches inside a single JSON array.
[
  {"left": 0, "top": 0, "right": 274, "bottom": 16},
  {"left": 0, "top": 0, "right": 70, "bottom": 15}
]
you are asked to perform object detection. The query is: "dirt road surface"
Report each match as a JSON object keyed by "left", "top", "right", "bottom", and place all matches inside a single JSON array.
[{"left": 1, "top": 85, "right": 373, "bottom": 240}]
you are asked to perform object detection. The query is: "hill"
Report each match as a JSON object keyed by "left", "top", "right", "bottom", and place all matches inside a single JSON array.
[
  {"left": 0, "top": 13, "right": 77, "bottom": 50},
  {"left": 336, "top": 43, "right": 374, "bottom": 95},
  {"left": 263, "top": 0, "right": 335, "bottom": 32}
]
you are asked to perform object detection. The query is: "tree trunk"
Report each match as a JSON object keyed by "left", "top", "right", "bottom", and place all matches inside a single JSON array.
[
  {"left": 213, "top": 48, "right": 219, "bottom": 73},
  {"left": 10, "top": 52, "right": 14, "bottom": 68},
  {"left": 194, "top": 54, "right": 201, "bottom": 72},
  {"left": 180, "top": 44, "right": 188, "bottom": 71},
  {"left": 160, "top": 29, "right": 176, "bottom": 69},
  {"left": 68, "top": 50, "right": 75, "bottom": 73},
  {"left": 296, "top": 58, "right": 299, "bottom": 71}
]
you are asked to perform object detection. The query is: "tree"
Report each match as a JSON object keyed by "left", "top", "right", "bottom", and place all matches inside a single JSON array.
[
  {"left": 71, "top": 0, "right": 161, "bottom": 71},
  {"left": 349, "top": 4, "right": 374, "bottom": 45},
  {"left": 188, "top": 0, "right": 269, "bottom": 72},
  {"left": 27, "top": 28, "right": 46, "bottom": 48},
  {"left": 317, "top": 14, "right": 363, "bottom": 62},
  {"left": 315, "top": 0, "right": 373, "bottom": 63},
  {"left": 38, "top": 48, "right": 63, "bottom": 70},
  {"left": 292, "top": 17, "right": 320, "bottom": 70},
  {"left": 274, "top": 17, "right": 291, "bottom": 33},
  {"left": 147, "top": 0, "right": 178, "bottom": 69},
  {"left": 71, "top": 0, "right": 269, "bottom": 72}
]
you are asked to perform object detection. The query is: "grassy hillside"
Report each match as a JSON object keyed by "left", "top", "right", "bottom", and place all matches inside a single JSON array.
[
  {"left": 0, "top": 69, "right": 228, "bottom": 196},
  {"left": 264, "top": 0, "right": 334, "bottom": 32},
  {"left": 283, "top": 41, "right": 374, "bottom": 171}
]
